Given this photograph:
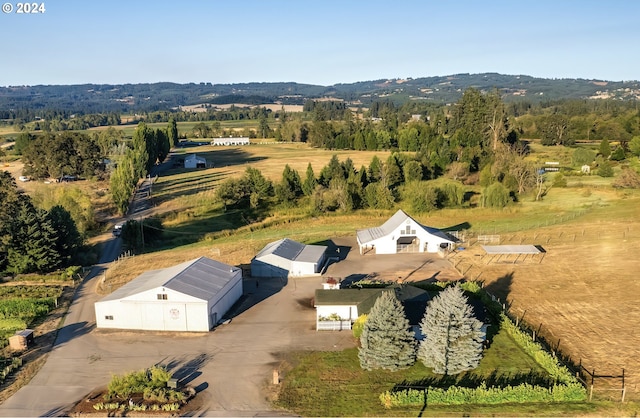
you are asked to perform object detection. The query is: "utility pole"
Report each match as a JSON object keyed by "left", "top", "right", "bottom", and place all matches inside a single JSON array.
[{"left": 140, "top": 217, "right": 145, "bottom": 251}]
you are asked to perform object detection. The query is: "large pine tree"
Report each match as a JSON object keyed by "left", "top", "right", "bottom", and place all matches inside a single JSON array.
[
  {"left": 358, "top": 290, "right": 416, "bottom": 371},
  {"left": 417, "top": 284, "right": 484, "bottom": 375}
]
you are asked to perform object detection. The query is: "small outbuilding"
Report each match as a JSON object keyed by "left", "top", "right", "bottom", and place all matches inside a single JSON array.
[
  {"left": 251, "top": 238, "right": 327, "bottom": 278},
  {"left": 95, "top": 257, "right": 243, "bottom": 332},
  {"left": 356, "top": 209, "right": 455, "bottom": 255},
  {"left": 9, "top": 329, "right": 34, "bottom": 351},
  {"left": 184, "top": 154, "right": 207, "bottom": 169}
]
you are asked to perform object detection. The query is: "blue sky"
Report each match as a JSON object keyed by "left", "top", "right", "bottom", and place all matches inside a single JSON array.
[{"left": 1, "top": 0, "right": 638, "bottom": 86}]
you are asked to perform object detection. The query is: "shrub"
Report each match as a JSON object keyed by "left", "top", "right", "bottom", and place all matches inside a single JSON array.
[
  {"left": 610, "top": 147, "right": 626, "bottom": 161},
  {"left": 106, "top": 366, "right": 174, "bottom": 400},
  {"left": 380, "top": 382, "right": 586, "bottom": 407},
  {"left": 481, "top": 182, "right": 511, "bottom": 208},
  {"left": 612, "top": 168, "right": 640, "bottom": 189},
  {"left": 552, "top": 173, "right": 567, "bottom": 188},
  {"left": 352, "top": 314, "right": 367, "bottom": 338},
  {"left": 597, "top": 161, "right": 614, "bottom": 177}
]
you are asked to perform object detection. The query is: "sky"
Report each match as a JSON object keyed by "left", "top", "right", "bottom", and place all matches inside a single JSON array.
[{"left": 1, "top": 0, "right": 639, "bottom": 86}]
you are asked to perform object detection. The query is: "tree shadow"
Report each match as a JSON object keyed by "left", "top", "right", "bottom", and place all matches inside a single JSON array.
[
  {"left": 338, "top": 273, "right": 369, "bottom": 288},
  {"left": 161, "top": 353, "right": 211, "bottom": 387},
  {"left": 312, "top": 239, "right": 351, "bottom": 262},
  {"left": 393, "top": 369, "right": 554, "bottom": 392},
  {"left": 53, "top": 321, "right": 95, "bottom": 347},
  {"left": 441, "top": 221, "right": 472, "bottom": 232},
  {"left": 221, "top": 275, "right": 289, "bottom": 319},
  {"left": 483, "top": 271, "right": 514, "bottom": 307}
]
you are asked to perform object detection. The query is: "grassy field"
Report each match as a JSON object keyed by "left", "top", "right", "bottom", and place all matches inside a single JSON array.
[{"left": 90, "top": 142, "right": 640, "bottom": 410}]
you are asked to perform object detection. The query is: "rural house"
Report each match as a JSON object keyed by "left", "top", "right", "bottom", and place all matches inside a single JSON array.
[
  {"left": 251, "top": 238, "right": 328, "bottom": 278},
  {"left": 94, "top": 257, "right": 243, "bottom": 332},
  {"left": 184, "top": 154, "right": 207, "bottom": 169},
  {"left": 314, "top": 285, "right": 432, "bottom": 334},
  {"left": 314, "top": 284, "right": 489, "bottom": 338},
  {"left": 356, "top": 209, "right": 455, "bottom": 255}
]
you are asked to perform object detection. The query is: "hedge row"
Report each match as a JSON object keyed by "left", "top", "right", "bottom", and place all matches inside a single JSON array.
[
  {"left": 499, "top": 313, "right": 579, "bottom": 386},
  {"left": 380, "top": 382, "right": 587, "bottom": 408}
]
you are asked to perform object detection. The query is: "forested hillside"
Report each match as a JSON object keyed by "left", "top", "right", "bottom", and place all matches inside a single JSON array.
[{"left": 1, "top": 73, "right": 638, "bottom": 117}]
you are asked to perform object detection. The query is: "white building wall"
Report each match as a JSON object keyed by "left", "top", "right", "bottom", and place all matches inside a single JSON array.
[
  {"left": 95, "top": 281, "right": 241, "bottom": 332},
  {"left": 253, "top": 254, "right": 293, "bottom": 276},
  {"left": 289, "top": 261, "right": 316, "bottom": 277},
  {"left": 206, "top": 275, "right": 243, "bottom": 327},
  {"left": 364, "top": 224, "right": 451, "bottom": 254},
  {"left": 316, "top": 305, "right": 358, "bottom": 321}
]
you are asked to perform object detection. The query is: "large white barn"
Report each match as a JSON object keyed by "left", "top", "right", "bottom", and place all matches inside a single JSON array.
[
  {"left": 251, "top": 238, "right": 327, "bottom": 278},
  {"left": 95, "top": 257, "right": 242, "bottom": 332},
  {"left": 356, "top": 209, "right": 455, "bottom": 255}
]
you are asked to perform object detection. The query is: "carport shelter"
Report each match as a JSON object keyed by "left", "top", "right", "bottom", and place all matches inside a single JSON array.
[
  {"left": 94, "top": 256, "right": 243, "bottom": 332},
  {"left": 481, "top": 245, "right": 544, "bottom": 264},
  {"left": 251, "top": 238, "right": 327, "bottom": 278},
  {"left": 356, "top": 209, "right": 455, "bottom": 254}
]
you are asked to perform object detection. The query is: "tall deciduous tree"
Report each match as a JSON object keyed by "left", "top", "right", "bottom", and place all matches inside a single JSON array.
[
  {"left": 358, "top": 290, "right": 416, "bottom": 371},
  {"left": 417, "top": 285, "right": 484, "bottom": 375},
  {"left": 167, "top": 118, "right": 178, "bottom": 148}
]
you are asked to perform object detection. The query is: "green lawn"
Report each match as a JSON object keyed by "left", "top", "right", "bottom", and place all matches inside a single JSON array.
[{"left": 273, "top": 327, "right": 595, "bottom": 416}]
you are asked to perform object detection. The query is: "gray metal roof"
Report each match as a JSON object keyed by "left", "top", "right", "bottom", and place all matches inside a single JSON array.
[
  {"left": 254, "top": 238, "right": 326, "bottom": 262},
  {"left": 98, "top": 257, "right": 240, "bottom": 302},
  {"left": 482, "top": 245, "right": 541, "bottom": 254},
  {"left": 356, "top": 209, "right": 454, "bottom": 244}
]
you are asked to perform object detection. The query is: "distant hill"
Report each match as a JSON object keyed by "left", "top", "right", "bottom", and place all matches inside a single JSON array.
[{"left": 1, "top": 73, "right": 639, "bottom": 114}]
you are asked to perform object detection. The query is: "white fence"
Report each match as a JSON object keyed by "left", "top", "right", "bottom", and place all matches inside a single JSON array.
[
  {"left": 477, "top": 234, "right": 501, "bottom": 244},
  {"left": 316, "top": 320, "right": 352, "bottom": 331}
]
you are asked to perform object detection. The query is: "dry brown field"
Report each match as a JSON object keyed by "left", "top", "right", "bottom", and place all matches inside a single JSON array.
[{"left": 449, "top": 197, "right": 640, "bottom": 399}]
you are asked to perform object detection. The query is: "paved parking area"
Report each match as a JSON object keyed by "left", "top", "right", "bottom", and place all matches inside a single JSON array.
[
  {"left": 0, "top": 237, "right": 460, "bottom": 416},
  {"left": 324, "top": 236, "right": 462, "bottom": 283}
]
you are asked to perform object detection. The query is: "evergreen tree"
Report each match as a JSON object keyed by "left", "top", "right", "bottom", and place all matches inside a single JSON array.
[
  {"left": 302, "top": 163, "right": 317, "bottom": 196},
  {"left": 47, "top": 205, "right": 83, "bottom": 265},
  {"left": 7, "top": 203, "right": 61, "bottom": 274},
  {"left": 417, "top": 285, "right": 484, "bottom": 375},
  {"left": 358, "top": 290, "right": 416, "bottom": 371},
  {"left": 167, "top": 118, "right": 178, "bottom": 148},
  {"left": 275, "top": 164, "right": 302, "bottom": 205},
  {"left": 244, "top": 167, "right": 272, "bottom": 208},
  {"left": 599, "top": 138, "right": 611, "bottom": 158}
]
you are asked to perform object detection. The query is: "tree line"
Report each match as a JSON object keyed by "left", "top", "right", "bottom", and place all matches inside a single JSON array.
[
  {"left": 0, "top": 172, "right": 83, "bottom": 275},
  {"left": 109, "top": 120, "right": 177, "bottom": 214}
]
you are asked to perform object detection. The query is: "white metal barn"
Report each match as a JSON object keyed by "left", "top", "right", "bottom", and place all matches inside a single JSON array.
[
  {"left": 211, "top": 137, "right": 250, "bottom": 146},
  {"left": 95, "top": 257, "right": 243, "bottom": 332},
  {"left": 251, "top": 238, "right": 327, "bottom": 278},
  {"left": 184, "top": 154, "right": 206, "bottom": 169},
  {"left": 356, "top": 209, "right": 454, "bottom": 255}
]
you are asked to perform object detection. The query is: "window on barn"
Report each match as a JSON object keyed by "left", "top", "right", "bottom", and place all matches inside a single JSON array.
[
  {"left": 157, "top": 294, "right": 168, "bottom": 300},
  {"left": 105, "top": 315, "right": 114, "bottom": 320}
]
